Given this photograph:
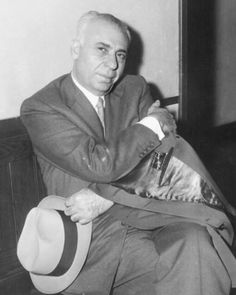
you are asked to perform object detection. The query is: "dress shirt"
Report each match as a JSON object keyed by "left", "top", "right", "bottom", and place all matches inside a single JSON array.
[
  {"left": 71, "top": 73, "right": 105, "bottom": 114},
  {"left": 71, "top": 73, "right": 164, "bottom": 140},
  {"left": 138, "top": 117, "right": 165, "bottom": 140}
]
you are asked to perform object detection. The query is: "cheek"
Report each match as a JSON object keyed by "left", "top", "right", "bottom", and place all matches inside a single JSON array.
[
  {"left": 79, "top": 58, "right": 98, "bottom": 81},
  {"left": 116, "top": 63, "right": 125, "bottom": 76}
]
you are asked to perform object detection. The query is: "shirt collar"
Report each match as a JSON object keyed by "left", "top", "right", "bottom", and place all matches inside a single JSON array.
[{"left": 71, "top": 72, "right": 105, "bottom": 109}]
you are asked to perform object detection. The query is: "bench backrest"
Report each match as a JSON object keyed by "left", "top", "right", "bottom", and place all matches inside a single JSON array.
[{"left": 0, "top": 117, "right": 46, "bottom": 295}]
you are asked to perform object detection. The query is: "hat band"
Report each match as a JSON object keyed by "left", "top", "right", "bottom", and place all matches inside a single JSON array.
[{"left": 48, "top": 210, "right": 78, "bottom": 277}]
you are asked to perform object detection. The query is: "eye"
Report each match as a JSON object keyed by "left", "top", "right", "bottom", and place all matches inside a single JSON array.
[
  {"left": 97, "top": 46, "right": 108, "bottom": 54},
  {"left": 117, "top": 52, "right": 127, "bottom": 62}
]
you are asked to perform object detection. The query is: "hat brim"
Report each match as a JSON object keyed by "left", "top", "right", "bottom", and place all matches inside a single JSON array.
[{"left": 30, "top": 195, "right": 92, "bottom": 294}]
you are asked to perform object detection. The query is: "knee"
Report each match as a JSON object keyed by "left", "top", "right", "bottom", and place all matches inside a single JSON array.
[
  {"left": 153, "top": 222, "right": 217, "bottom": 262},
  {"left": 178, "top": 222, "right": 209, "bottom": 239},
  {"left": 175, "top": 222, "right": 215, "bottom": 258}
]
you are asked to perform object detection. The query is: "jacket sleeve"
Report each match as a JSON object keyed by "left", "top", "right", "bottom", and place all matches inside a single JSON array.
[
  {"left": 86, "top": 79, "right": 162, "bottom": 202},
  {"left": 21, "top": 78, "right": 160, "bottom": 184}
]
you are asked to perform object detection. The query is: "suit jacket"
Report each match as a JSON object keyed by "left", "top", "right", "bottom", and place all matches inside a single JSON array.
[
  {"left": 21, "top": 72, "right": 236, "bottom": 234},
  {"left": 21, "top": 73, "right": 162, "bottom": 196},
  {"left": 21, "top": 73, "right": 236, "bottom": 285}
]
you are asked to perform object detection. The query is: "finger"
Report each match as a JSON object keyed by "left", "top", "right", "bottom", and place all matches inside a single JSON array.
[
  {"left": 70, "top": 213, "right": 91, "bottom": 224},
  {"left": 65, "top": 197, "right": 74, "bottom": 207},
  {"left": 70, "top": 213, "right": 81, "bottom": 222},
  {"left": 154, "top": 100, "right": 161, "bottom": 107},
  {"left": 162, "top": 125, "right": 170, "bottom": 135},
  {"left": 162, "top": 123, "right": 176, "bottom": 135},
  {"left": 147, "top": 101, "right": 161, "bottom": 114},
  {"left": 64, "top": 207, "right": 72, "bottom": 216},
  {"left": 78, "top": 218, "right": 91, "bottom": 225},
  {"left": 64, "top": 206, "right": 77, "bottom": 216}
]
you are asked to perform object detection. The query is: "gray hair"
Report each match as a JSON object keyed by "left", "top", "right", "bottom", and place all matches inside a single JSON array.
[{"left": 75, "top": 11, "right": 131, "bottom": 45}]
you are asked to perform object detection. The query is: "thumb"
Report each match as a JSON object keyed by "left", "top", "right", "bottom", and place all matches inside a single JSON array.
[
  {"left": 147, "top": 100, "right": 161, "bottom": 115},
  {"left": 65, "top": 196, "right": 74, "bottom": 207},
  {"left": 79, "top": 219, "right": 91, "bottom": 225}
]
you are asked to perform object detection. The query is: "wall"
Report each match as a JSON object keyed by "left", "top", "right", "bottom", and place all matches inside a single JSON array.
[{"left": 0, "top": 0, "right": 179, "bottom": 119}]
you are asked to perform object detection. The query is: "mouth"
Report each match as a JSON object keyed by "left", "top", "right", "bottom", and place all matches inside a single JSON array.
[{"left": 98, "top": 74, "right": 116, "bottom": 83}]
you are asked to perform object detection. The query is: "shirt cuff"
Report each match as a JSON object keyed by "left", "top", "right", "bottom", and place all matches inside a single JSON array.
[{"left": 138, "top": 116, "right": 165, "bottom": 140}]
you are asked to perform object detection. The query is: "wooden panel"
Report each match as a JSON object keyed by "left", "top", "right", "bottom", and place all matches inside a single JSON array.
[
  {"left": 0, "top": 118, "right": 27, "bottom": 139},
  {"left": 0, "top": 163, "right": 17, "bottom": 278},
  {"left": 11, "top": 157, "right": 43, "bottom": 238},
  {"left": 0, "top": 117, "right": 47, "bottom": 294},
  {"left": 0, "top": 163, "right": 15, "bottom": 249},
  {"left": 0, "top": 269, "right": 32, "bottom": 295}
]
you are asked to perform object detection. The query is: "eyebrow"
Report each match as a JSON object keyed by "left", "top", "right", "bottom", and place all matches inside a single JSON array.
[{"left": 96, "top": 42, "right": 127, "bottom": 53}]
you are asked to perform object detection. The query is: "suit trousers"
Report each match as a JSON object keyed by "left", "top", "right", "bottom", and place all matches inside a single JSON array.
[{"left": 62, "top": 209, "right": 231, "bottom": 295}]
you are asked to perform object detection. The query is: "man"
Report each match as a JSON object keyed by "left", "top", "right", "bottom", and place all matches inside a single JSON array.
[{"left": 21, "top": 11, "right": 234, "bottom": 295}]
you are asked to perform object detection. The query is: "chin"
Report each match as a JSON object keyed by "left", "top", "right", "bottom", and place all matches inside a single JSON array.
[{"left": 96, "top": 83, "right": 113, "bottom": 94}]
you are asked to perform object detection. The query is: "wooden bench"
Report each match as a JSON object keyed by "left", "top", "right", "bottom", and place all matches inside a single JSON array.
[{"left": 0, "top": 117, "right": 46, "bottom": 295}]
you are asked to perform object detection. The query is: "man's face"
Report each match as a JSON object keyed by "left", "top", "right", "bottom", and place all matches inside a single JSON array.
[{"left": 72, "top": 19, "right": 129, "bottom": 96}]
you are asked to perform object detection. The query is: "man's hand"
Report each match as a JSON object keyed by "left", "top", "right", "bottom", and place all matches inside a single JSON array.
[
  {"left": 147, "top": 100, "right": 161, "bottom": 114},
  {"left": 64, "top": 188, "right": 114, "bottom": 224},
  {"left": 148, "top": 102, "right": 177, "bottom": 136}
]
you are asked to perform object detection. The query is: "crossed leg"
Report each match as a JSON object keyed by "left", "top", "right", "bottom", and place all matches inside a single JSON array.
[{"left": 112, "top": 222, "right": 231, "bottom": 295}]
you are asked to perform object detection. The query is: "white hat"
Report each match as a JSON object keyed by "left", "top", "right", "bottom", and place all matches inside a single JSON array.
[{"left": 17, "top": 195, "right": 92, "bottom": 294}]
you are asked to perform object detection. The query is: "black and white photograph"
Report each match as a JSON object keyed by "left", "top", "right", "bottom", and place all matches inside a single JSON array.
[{"left": 0, "top": 1, "right": 236, "bottom": 294}]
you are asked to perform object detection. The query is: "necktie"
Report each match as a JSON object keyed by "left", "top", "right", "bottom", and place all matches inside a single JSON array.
[{"left": 96, "top": 97, "right": 105, "bottom": 129}]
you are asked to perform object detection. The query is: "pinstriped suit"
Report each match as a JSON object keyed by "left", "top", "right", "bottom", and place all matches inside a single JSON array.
[{"left": 21, "top": 74, "right": 235, "bottom": 295}]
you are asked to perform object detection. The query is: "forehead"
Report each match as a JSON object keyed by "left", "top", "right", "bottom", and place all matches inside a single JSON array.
[{"left": 84, "top": 19, "right": 129, "bottom": 49}]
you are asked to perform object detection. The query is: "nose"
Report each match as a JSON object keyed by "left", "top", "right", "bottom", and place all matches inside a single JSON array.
[{"left": 105, "top": 53, "right": 118, "bottom": 70}]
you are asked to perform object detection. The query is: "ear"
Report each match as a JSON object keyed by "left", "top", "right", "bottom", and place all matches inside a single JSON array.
[{"left": 71, "top": 39, "right": 80, "bottom": 59}]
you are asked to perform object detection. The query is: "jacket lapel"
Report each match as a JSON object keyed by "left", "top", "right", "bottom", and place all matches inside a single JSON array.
[
  {"left": 61, "top": 75, "right": 104, "bottom": 138},
  {"left": 103, "top": 82, "right": 127, "bottom": 142}
]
